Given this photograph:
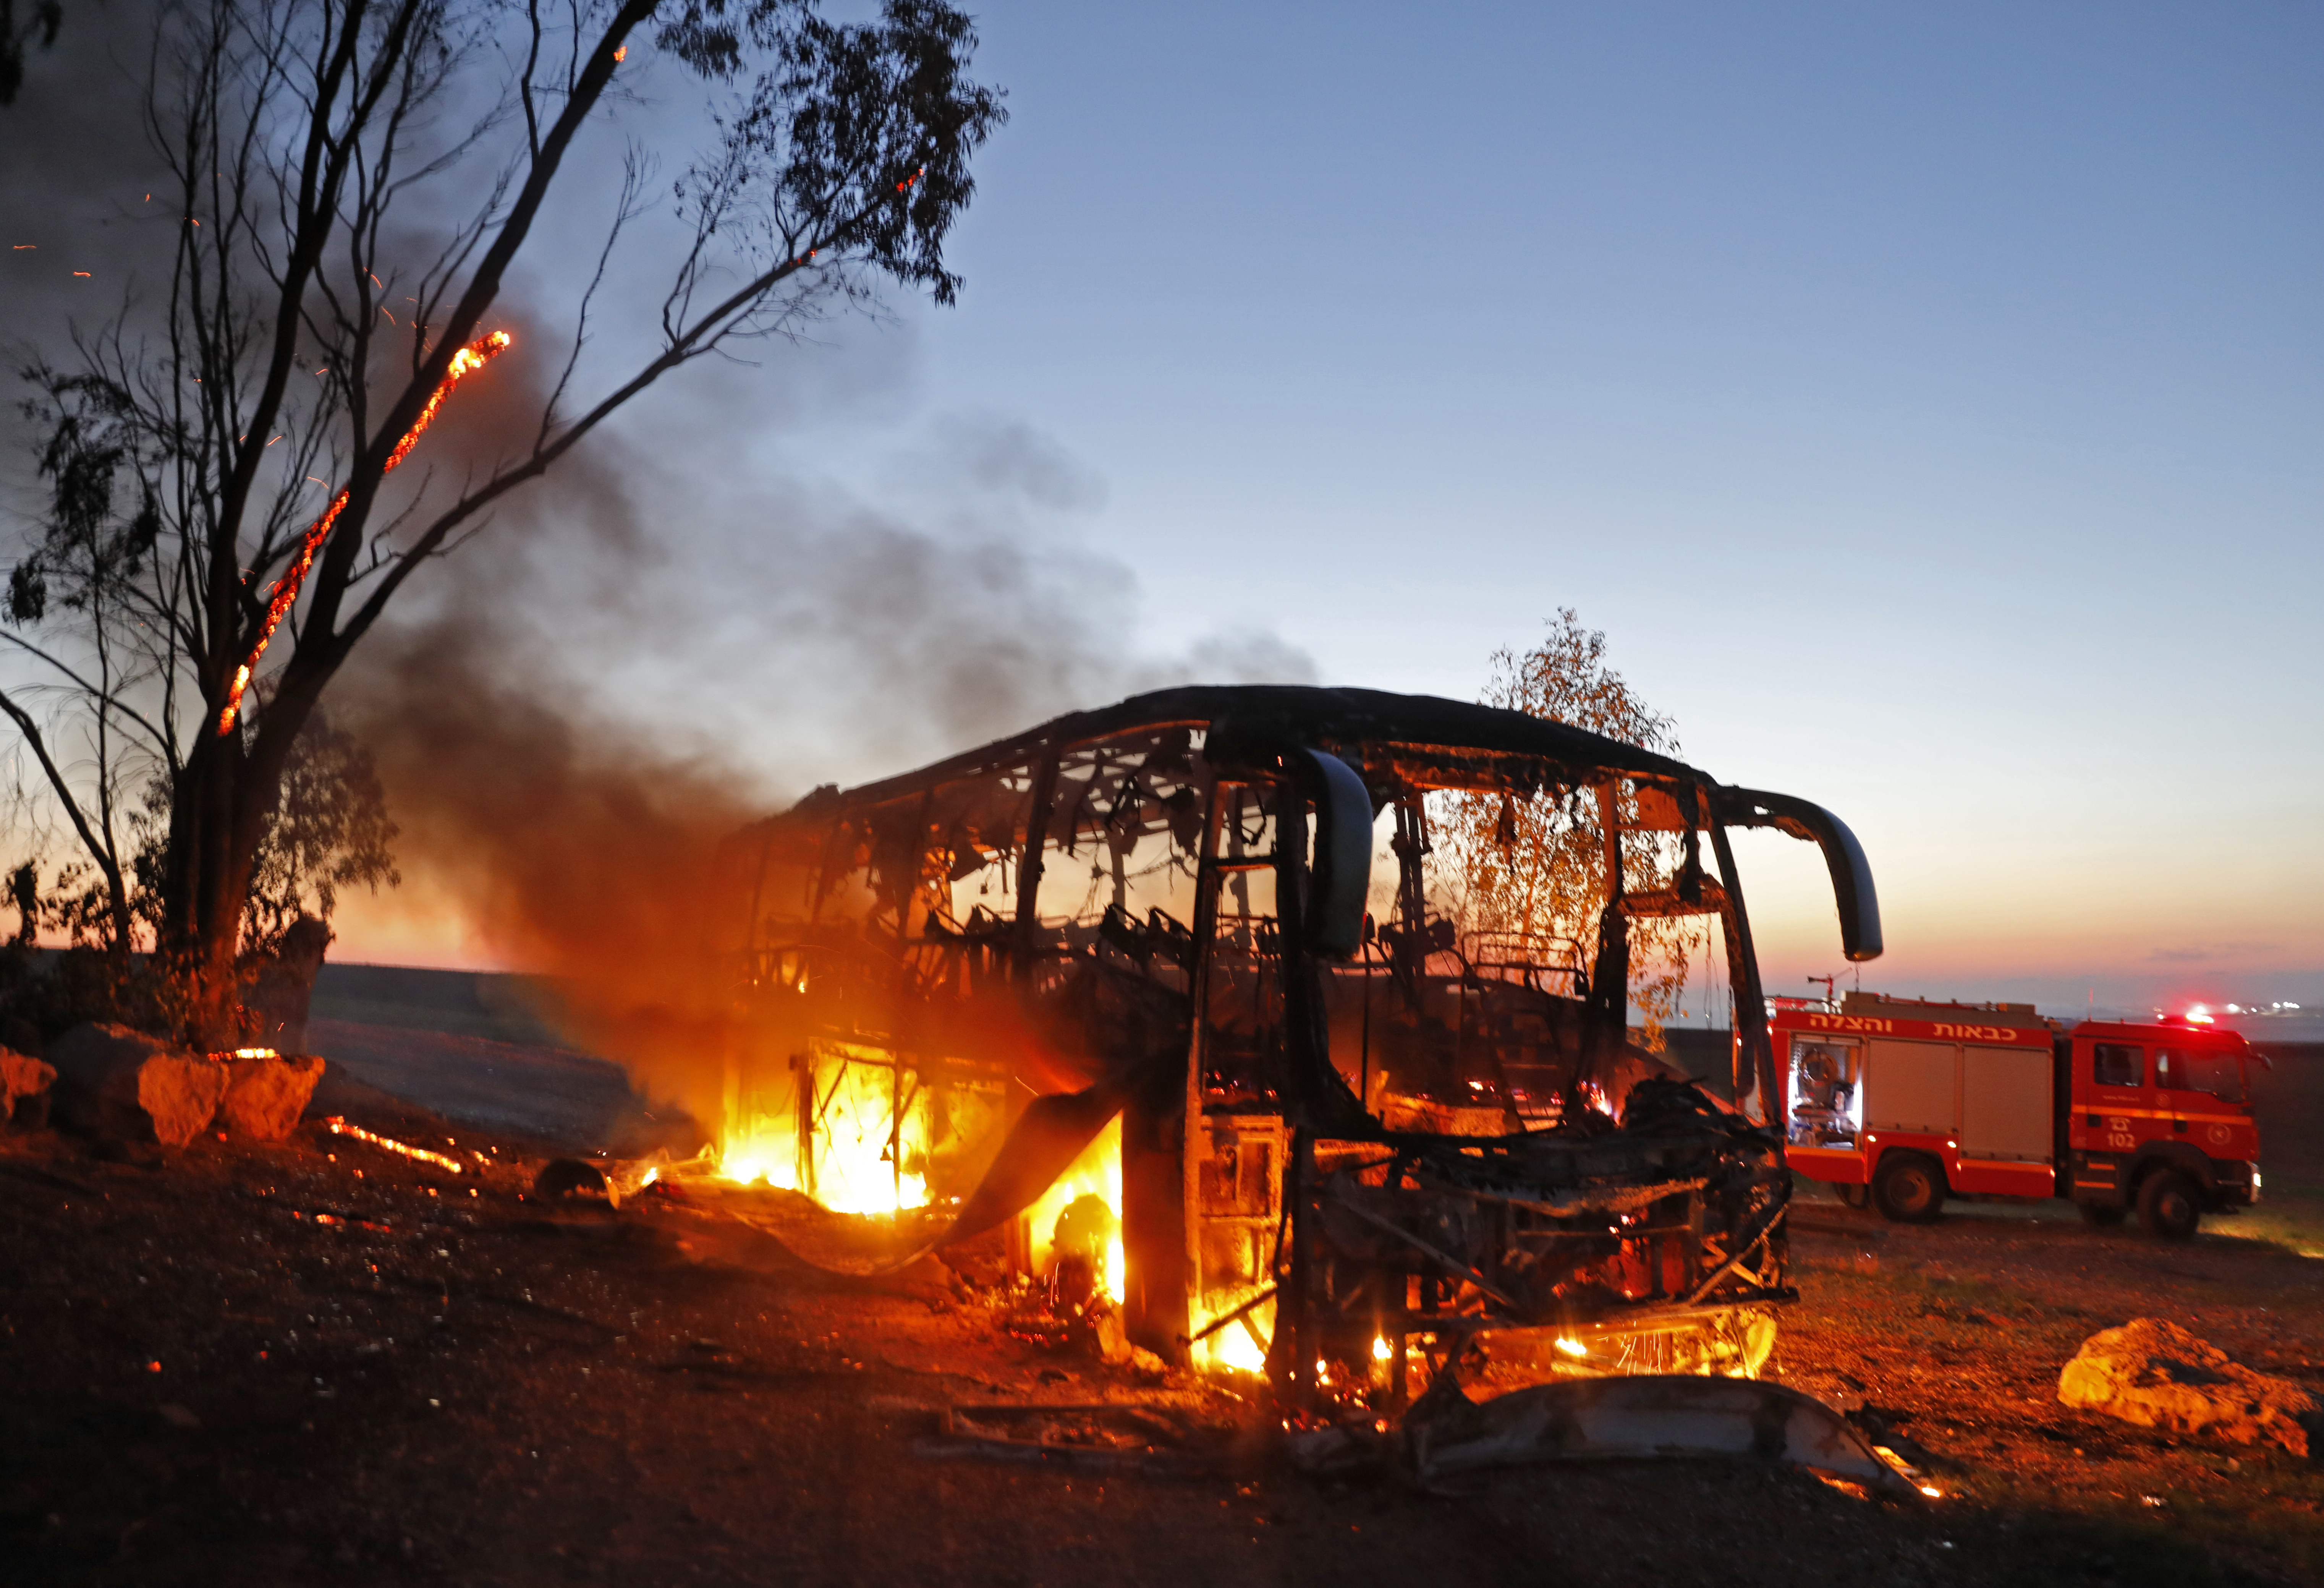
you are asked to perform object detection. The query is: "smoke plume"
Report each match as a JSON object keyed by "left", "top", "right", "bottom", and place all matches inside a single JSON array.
[{"left": 330, "top": 375, "right": 1312, "bottom": 1123}]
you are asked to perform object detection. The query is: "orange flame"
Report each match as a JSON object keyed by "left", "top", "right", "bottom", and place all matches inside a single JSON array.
[
  {"left": 720, "top": 1057, "right": 934, "bottom": 1216},
  {"left": 1024, "top": 1115, "right": 1124, "bottom": 1303},
  {"left": 215, "top": 331, "right": 512, "bottom": 736},
  {"left": 324, "top": 1115, "right": 465, "bottom": 1174}
]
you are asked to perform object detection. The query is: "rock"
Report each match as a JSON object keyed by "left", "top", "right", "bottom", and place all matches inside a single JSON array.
[
  {"left": 2, "top": 1048, "right": 55, "bottom": 1126},
  {"left": 48, "top": 1023, "right": 228, "bottom": 1147},
  {"left": 534, "top": 1158, "right": 614, "bottom": 1201},
  {"left": 2058, "top": 1318, "right": 2322, "bottom": 1457},
  {"left": 217, "top": 1053, "right": 325, "bottom": 1139},
  {"left": 133, "top": 1056, "right": 231, "bottom": 1147}
]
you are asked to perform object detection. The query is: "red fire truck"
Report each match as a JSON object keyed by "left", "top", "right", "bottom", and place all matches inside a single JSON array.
[{"left": 1775, "top": 993, "right": 2263, "bottom": 1238}]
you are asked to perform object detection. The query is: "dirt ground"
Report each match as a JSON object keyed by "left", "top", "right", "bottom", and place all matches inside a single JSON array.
[{"left": 2, "top": 1042, "right": 2318, "bottom": 1587}]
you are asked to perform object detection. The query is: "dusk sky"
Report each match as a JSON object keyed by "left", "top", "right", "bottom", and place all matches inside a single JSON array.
[{"left": 6, "top": 3, "right": 2319, "bottom": 1018}]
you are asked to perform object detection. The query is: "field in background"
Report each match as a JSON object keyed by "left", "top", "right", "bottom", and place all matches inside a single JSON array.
[
  {"left": 309, "top": 963, "right": 570, "bottom": 1046},
  {"left": 304, "top": 964, "right": 677, "bottom": 1153}
]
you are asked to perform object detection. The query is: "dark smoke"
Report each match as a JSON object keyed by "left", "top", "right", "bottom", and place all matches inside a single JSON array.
[{"left": 332, "top": 386, "right": 1313, "bottom": 1123}]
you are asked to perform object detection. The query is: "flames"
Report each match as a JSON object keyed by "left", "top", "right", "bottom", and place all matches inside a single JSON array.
[
  {"left": 716, "top": 1064, "right": 1128, "bottom": 1308},
  {"left": 715, "top": 1051, "right": 938, "bottom": 1217},
  {"left": 324, "top": 1116, "right": 465, "bottom": 1174},
  {"left": 1194, "top": 1298, "right": 1270, "bottom": 1376},
  {"left": 216, "top": 330, "right": 513, "bottom": 736},
  {"left": 1024, "top": 1115, "right": 1124, "bottom": 1303}
]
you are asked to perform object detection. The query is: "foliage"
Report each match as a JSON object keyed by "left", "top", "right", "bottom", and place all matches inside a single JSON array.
[
  {"left": 0, "top": 0, "right": 1003, "bottom": 1034},
  {"left": 239, "top": 710, "right": 397, "bottom": 955},
  {"left": 1438, "top": 609, "right": 1709, "bottom": 1049},
  {"left": 8, "top": 706, "right": 387, "bottom": 942}
]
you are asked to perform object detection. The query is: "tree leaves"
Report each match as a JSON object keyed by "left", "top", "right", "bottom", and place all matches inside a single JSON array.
[
  {"left": 241, "top": 710, "right": 399, "bottom": 955},
  {"left": 1442, "top": 610, "right": 1708, "bottom": 1050}
]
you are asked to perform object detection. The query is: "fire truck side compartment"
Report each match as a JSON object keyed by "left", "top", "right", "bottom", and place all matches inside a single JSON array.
[{"left": 1780, "top": 999, "right": 2263, "bottom": 1226}]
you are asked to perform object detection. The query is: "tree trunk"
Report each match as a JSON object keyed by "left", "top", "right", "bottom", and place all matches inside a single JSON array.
[{"left": 162, "top": 676, "right": 327, "bottom": 1045}]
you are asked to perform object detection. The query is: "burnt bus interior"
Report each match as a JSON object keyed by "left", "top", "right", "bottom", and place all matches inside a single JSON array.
[{"left": 714, "top": 687, "right": 1882, "bottom": 1408}]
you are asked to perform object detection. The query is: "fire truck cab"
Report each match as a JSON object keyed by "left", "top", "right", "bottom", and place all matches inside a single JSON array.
[{"left": 1778, "top": 993, "right": 2263, "bottom": 1238}]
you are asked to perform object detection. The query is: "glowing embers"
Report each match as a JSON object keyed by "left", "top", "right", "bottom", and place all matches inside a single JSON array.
[
  {"left": 323, "top": 1116, "right": 464, "bottom": 1174},
  {"left": 216, "top": 330, "right": 513, "bottom": 736},
  {"left": 1871, "top": 1444, "right": 1943, "bottom": 1500}
]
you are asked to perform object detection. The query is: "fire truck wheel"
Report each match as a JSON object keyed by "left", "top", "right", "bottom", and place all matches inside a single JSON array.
[
  {"left": 1836, "top": 1184, "right": 1872, "bottom": 1210},
  {"left": 1871, "top": 1154, "right": 1945, "bottom": 1223},
  {"left": 2077, "top": 1201, "right": 2128, "bottom": 1228},
  {"left": 2136, "top": 1170, "right": 2201, "bottom": 1241}
]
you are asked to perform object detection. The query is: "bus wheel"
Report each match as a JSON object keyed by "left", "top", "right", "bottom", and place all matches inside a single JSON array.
[
  {"left": 2077, "top": 1201, "right": 2128, "bottom": 1228},
  {"left": 2136, "top": 1170, "right": 2201, "bottom": 1241},
  {"left": 1872, "top": 1154, "right": 1945, "bottom": 1223}
]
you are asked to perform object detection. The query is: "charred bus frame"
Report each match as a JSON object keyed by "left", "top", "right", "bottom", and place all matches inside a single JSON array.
[{"left": 716, "top": 686, "right": 1882, "bottom": 1407}]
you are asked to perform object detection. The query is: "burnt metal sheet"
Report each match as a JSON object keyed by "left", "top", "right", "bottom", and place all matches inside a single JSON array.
[{"left": 1405, "top": 1374, "right": 1924, "bottom": 1497}]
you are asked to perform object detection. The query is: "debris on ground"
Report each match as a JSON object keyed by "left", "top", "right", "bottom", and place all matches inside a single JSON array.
[
  {"left": 1402, "top": 1372, "right": 1929, "bottom": 1496},
  {"left": 920, "top": 1402, "right": 1241, "bottom": 1475}
]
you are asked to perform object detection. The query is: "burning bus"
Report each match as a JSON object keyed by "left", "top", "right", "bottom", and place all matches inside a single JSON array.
[{"left": 707, "top": 686, "right": 1882, "bottom": 1408}]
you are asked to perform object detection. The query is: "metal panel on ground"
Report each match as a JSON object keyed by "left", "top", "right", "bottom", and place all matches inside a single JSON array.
[
  {"left": 1863, "top": 1039, "right": 1958, "bottom": 1136},
  {"left": 1958, "top": 1042, "right": 2054, "bottom": 1162}
]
